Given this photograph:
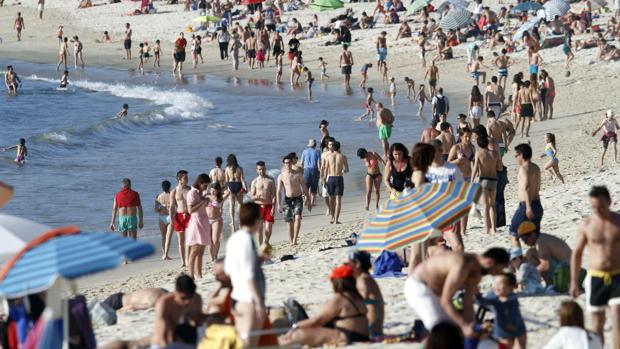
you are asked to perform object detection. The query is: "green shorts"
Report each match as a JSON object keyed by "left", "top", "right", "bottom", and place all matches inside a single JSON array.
[
  {"left": 118, "top": 215, "right": 138, "bottom": 233},
  {"left": 379, "top": 124, "right": 392, "bottom": 141}
]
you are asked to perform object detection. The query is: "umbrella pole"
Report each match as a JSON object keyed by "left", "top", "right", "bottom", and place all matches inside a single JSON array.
[{"left": 63, "top": 280, "right": 77, "bottom": 349}]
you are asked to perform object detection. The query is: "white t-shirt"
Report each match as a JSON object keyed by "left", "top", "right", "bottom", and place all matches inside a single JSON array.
[
  {"left": 542, "top": 327, "right": 603, "bottom": 349},
  {"left": 224, "top": 229, "right": 258, "bottom": 303},
  {"left": 425, "top": 162, "right": 463, "bottom": 183}
]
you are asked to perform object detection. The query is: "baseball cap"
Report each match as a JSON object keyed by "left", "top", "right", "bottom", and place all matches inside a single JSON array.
[
  {"left": 517, "top": 221, "right": 538, "bottom": 237},
  {"left": 308, "top": 138, "right": 316, "bottom": 147},
  {"left": 607, "top": 109, "right": 615, "bottom": 118},
  {"left": 509, "top": 247, "right": 523, "bottom": 261}
]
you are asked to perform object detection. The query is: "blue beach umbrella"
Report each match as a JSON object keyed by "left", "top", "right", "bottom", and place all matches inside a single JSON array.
[
  {"left": 356, "top": 181, "right": 480, "bottom": 253},
  {"left": 511, "top": 1, "right": 544, "bottom": 13},
  {"left": 0, "top": 229, "right": 155, "bottom": 298},
  {"left": 512, "top": 19, "right": 539, "bottom": 41}
]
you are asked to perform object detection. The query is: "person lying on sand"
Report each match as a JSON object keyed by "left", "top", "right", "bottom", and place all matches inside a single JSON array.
[{"left": 101, "top": 288, "right": 168, "bottom": 312}]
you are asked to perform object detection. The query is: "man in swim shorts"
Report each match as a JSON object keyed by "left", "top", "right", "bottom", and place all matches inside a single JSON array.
[
  {"left": 170, "top": 170, "right": 191, "bottom": 267},
  {"left": 339, "top": 44, "right": 354, "bottom": 89},
  {"left": 510, "top": 144, "right": 543, "bottom": 247},
  {"left": 404, "top": 248, "right": 509, "bottom": 335},
  {"left": 110, "top": 178, "right": 143, "bottom": 241},
  {"left": 376, "top": 31, "right": 388, "bottom": 68},
  {"left": 173, "top": 32, "right": 187, "bottom": 74},
  {"left": 376, "top": 103, "right": 394, "bottom": 160},
  {"left": 527, "top": 47, "right": 543, "bottom": 78},
  {"left": 322, "top": 141, "right": 349, "bottom": 225},
  {"left": 571, "top": 186, "right": 620, "bottom": 346},
  {"left": 250, "top": 161, "right": 276, "bottom": 245},
  {"left": 485, "top": 76, "right": 504, "bottom": 119},
  {"left": 123, "top": 23, "right": 132, "bottom": 60},
  {"left": 425, "top": 60, "right": 439, "bottom": 96},
  {"left": 301, "top": 138, "right": 322, "bottom": 209},
  {"left": 277, "top": 155, "right": 309, "bottom": 245},
  {"left": 493, "top": 49, "right": 514, "bottom": 90}
]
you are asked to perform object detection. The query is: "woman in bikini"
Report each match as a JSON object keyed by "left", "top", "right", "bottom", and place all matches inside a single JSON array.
[
  {"left": 540, "top": 70, "right": 556, "bottom": 120},
  {"left": 154, "top": 180, "right": 172, "bottom": 260},
  {"left": 57, "top": 37, "right": 68, "bottom": 71},
  {"left": 357, "top": 148, "right": 385, "bottom": 211},
  {"left": 416, "top": 84, "right": 430, "bottom": 117},
  {"left": 224, "top": 153, "right": 247, "bottom": 231},
  {"left": 448, "top": 127, "right": 475, "bottom": 237},
  {"left": 383, "top": 143, "right": 412, "bottom": 200},
  {"left": 206, "top": 182, "right": 228, "bottom": 261},
  {"left": 279, "top": 264, "right": 369, "bottom": 347},
  {"left": 468, "top": 85, "right": 484, "bottom": 128},
  {"left": 541, "top": 133, "right": 565, "bottom": 184}
]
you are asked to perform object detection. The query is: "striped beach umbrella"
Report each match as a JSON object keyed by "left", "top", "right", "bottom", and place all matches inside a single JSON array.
[
  {"left": 309, "top": 0, "right": 344, "bottom": 11},
  {"left": 512, "top": 19, "right": 539, "bottom": 41},
  {"left": 511, "top": 1, "right": 544, "bottom": 13},
  {"left": 543, "top": 0, "right": 570, "bottom": 20},
  {"left": 407, "top": 0, "right": 432, "bottom": 15},
  {"left": 439, "top": 9, "right": 473, "bottom": 31},
  {"left": 356, "top": 182, "right": 481, "bottom": 253},
  {"left": 0, "top": 213, "right": 51, "bottom": 265},
  {"left": 0, "top": 229, "right": 155, "bottom": 298}
]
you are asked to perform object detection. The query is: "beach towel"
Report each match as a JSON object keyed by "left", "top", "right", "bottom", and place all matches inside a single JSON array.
[{"left": 372, "top": 250, "right": 405, "bottom": 278}]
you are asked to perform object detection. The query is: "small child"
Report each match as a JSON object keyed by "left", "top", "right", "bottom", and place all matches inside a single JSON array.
[
  {"left": 543, "top": 301, "right": 603, "bottom": 348},
  {"left": 3, "top": 138, "right": 27, "bottom": 164},
  {"left": 416, "top": 84, "right": 430, "bottom": 117},
  {"left": 153, "top": 40, "right": 161, "bottom": 67},
  {"left": 509, "top": 247, "right": 543, "bottom": 295},
  {"left": 143, "top": 41, "right": 151, "bottom": 62},
  {"left": 276, "top": 60, "right": 283, "bottom": 84},
  {"left": 404, "top": 77, "right": 415, "bottom": 100},
  {"left": 59, "top": 70, "right": 69, "bottom": 88},
  {"left": 389, "top": 76, "right": 396, "bottom": 106},
  {"left": 541, "top": 133, "right": 565, "bottom": 184},
  {"left": 116, "top": 104, "right": 129, "bottom": 118},
  {"left": 303, "top": 67, "right": 314, "bottom": 100},
  {"left": 358, "top": 88, "right": 375, "bottom": 120},
  {"left": 359, "top": 63, "right": 372, "bottom": 88},
  {"left": 318, "top": 57, "right": 329, "bottom": 80},
  {"left": 477, "top": 273, "right": 527, "bottom": 349},
  {"left": 138, "top": 43, "right": 145, "bottom": 72},
  {"left": 381, "top": 61, "right": 389, "bottom": 85}
]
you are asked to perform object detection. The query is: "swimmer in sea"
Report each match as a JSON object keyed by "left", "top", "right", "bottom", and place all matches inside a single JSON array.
[
  {"left": 2, "top": 138, "right": 27, "bottom": 164},
  {"left": 59, "top": 70, "right": 69, "bottom": 88},
  {"left": 116, "top": 104, "right": 129, "bottom": 118},
  {"left": 4, "top": 65, "right": 21, "bottom": 95}
]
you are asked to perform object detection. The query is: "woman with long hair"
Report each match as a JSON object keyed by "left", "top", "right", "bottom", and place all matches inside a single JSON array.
[
  {"left": 448, "top": 128, "right": 475, "bottom": 237},
  {"left": 186, "top": 173, "right": 212, "bottom": 279},
  {"left": 541, "top": 133, "right": 565, "bottom": 184},
  {"left": 224, "top": 154, "right": 247, "bottom": 231},
  {"left": 357, "top": 148, "right": 385, "bottom": 211},
  {"left": 155, "top": 180, "right": 172, "bottom": 260},
  {"left": 469, "top": 85, "right": 484, "bottom": 128},
  {"left": 383, "top": 143, "right": 412, "bottom": 200},
  {"left": 540, "top": 70, "right": 556, "bottom": 120},
  {"left": 206, "top": 182, "right": 228, "bottom": 261}
]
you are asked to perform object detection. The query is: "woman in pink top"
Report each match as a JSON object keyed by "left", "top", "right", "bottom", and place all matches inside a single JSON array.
[{"left": 186, "top": 173, "right": 212, "bottom": 279}]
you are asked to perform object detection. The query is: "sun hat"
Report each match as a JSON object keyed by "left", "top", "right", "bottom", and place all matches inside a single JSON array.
[
  {"left": 517, "top": 221, "right": 538, "bottom": 237},
  {"left": 330, "top": 264, "right": 354, "bottom": 279}
]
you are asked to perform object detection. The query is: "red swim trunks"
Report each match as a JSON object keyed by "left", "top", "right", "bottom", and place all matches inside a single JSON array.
[
  {"left": 259, "top": 204, "right": 275, "bottom": 224},
  {"left": 174, "top": 212, "right": 191, "bottom": 232}
]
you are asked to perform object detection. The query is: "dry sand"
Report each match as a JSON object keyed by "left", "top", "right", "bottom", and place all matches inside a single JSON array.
[{"left": 0, "top": 0, "right": 619, "bottom": 347}]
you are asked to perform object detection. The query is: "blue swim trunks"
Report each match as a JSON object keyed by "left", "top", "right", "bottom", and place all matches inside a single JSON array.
[{"left": 377, "top": 47, "right": 387, "bottom": 62}]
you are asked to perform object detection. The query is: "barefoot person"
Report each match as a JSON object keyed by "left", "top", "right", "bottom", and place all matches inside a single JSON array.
[
  {"left": 225, "top": 154, "right": 247, "bottom": 230},
  {"left": 515, "top": 80, "right": 535, "bottom": 138},
  {"left": 102, "top": 288, "right": 168, "bottom": 312},
  {"left": 110, "top": 178, "right": 144, "bottom": 241},
  {"left": 186, "top": 174, "right": 212, "bottom": 279},
  {"left": 510, "top": 144, "right": 542, "bottom": 248},
  {"left": 301, "top": 139, "right": 321, "bottom": 209},
  {"left": 173, "top": 33, "right": 187, "bottom": 74},
  {"left": 155, "top": 180, "right": 172, "bottom": 260},
  {"left": 357, "top": 148, "right": 385, "bottom": 211},
  {"left": 14, "top": 12, "right": 24, "bottom": 41},
  {"left": 322, "top": 141, "right": 349, "bottom": 224},
  {"left": 472, "top": 131, "right": 501, "bottom": 235},
  {"left": 277, "top": 155, "right": 309, "bottom": 245},
  {"left": 57, "top": 37, "right": 68, "bottom": 71},
  {"left": 170, "top": 170, "right": 191, "bottom": 267},
  {"left": 72, "top": 36, "right": 84, "bottom": 69},
  {"left": 571, "top": 186, "right": 620, "bottom": 347},
  {"left": 206, "top": 183, "right": 226, "bottom": 261},
  {"left": 591, "top": 109, "right": 619, "bottom": 168},
  {"left": 250, "top": 161, "right": 276, "bottom": 245},
  {"left": 339, "top": 44, "right": 354, "bottom": 89},
  {"left": 348, "top": 251, "right": 384, "bottom": 337},
  {"left": 541, "top": 133, "right": 565, "bottom": 184},
  {"left": 123, "top": 23, "right": 132, "bottom": 60},
  {"left": 376, "top": 103, "right": 394, "bottom": 160},
  {"left": 404, "top": 248, "right": 509, "bottom": 335}
]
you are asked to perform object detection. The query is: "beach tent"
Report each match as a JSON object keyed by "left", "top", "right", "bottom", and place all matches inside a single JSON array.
[
  {"left": 0, "top": 213, "right": 51, "bottom": 266},
  {"left": 439, "top": 8, "right": 472, "bottom": 31},
  {"left": 543, "top": 0, "right": 570, "bottom": 20},
  {"left": 407, "top": 0, "right": 432, "bottom": 15},
  {"left": 309, "top": 0, "right": 344, "bottom": 11},
  {"left": 356, "top": 182, "right": 481, "bottom": 253}
]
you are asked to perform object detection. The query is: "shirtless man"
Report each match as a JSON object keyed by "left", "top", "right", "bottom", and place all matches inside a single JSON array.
[
  {"left": 277, "top": 155, "right": 309, "bottom": 245},
  {"left": 420, "top": 119, "right": 440, "bottom": 143},
  {"left": 405, "top": 248, "right": 509, "bottom": 335},
  {"left": 468, "top": 56, "right": 486, "bottom": 87},
  {"left": 435, "top": 122, "right": 454, "bottom": 161},
  {"left": 376, "top": 103, "right": 394, "bottom": 160},
  {"left": 376, "top": 31, "right": 388, "bottom": 70},
  {"left": 322, "top": 141, "right": 349, "bottom": 224},
  {"left": 251, "top": 161, "right": 276, "bottom": 245},
  {"left": 348, "top": 251, "right": 384, "bottom": 337},
  {"left": 494, "top": 49, "right": 514, "bottom": 90},
  {"left": 425, "top": 60, "right": 439, "bottom": 97},
  {"left": 204, "top": 258, "right": 233, "bottom": 325},
  {"left": 14, "top": 12, "right": 24, "bottom": 41},
  {"left": 339, "top": 44, "right": 354, "bottom": 89},
  {"left": 245, "top": 32, "right": 257, "bottom": 69},
  {"left": 151, "top": 274, "right": 203, "bottom": 348},
  {"left": 4, "top": 65, "right": 21, "bottom": 95},
  {"left": 72, "top": 36, "right": 85, "bottom": 69},
  {"left": 209, "top": 157, "right": 226, "bottom": 188},
  {"left": 515, "top": 80, "right": 535, "bottom": 138},
  {"left": 527, "top": 47, "right": 543, "bottom": 78},
  {"left": 102, "top": 288, "right": 168, "bottom": 313},
  {"left": 571, "top": 186, "right": 620, "bottom": 347},
  {"left": 485, "top": 76, "right": 505, "bottom": 119},
  {"left": 510, "top": 144, "right": 542, "bottom": 247},
  {"left": 110, "top": 178, "right": 144, "bottom": 240},
  {"left": 487, "top": 110, "right": 510, "bottom": 158},
  {"left": 169, "top": 170, "right": 191, "bottom": 267},
  {"left": 123, "top": 23, "right": 132, "bottom": 60},
  {"left": 472, "top": 133, "right": 502, "bottom": 235}
]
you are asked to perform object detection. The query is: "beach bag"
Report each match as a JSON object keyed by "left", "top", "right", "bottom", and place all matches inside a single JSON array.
[
  {"left": 372, "top": 250, "right": 405, "bottom": 277},
  {"left": 89, "top": 302, "right": 117, "bottom": 326},
  {"left": 435, "top": 96, "right": 446, "bottom": 114},
  {"left": 283, "top": 298, "right": 309, "bottom": 325}
]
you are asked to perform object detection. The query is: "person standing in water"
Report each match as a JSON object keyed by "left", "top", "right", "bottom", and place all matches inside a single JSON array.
[
  {"left": 377, "top": 103, "right": 394, "bottom": 160},
  {"left": 57, "top": 37, "right": 68, "bottom": 71},
  {"left": 116, "top": 104, "right": 129, "bottom": 118},
  {"left": 225, "top": 154, "right": 247, "bottom": 231},
  {"left": 72, "top": 36, "right": 85, "bottom": 69},
  {"left": 4, "top": 65, "right": 21, "bottom": 95},
  {"left": 59, "top": 70, "right": 69, "bottom": 88},
  {"left": 2, "top": 138, "right": 27, "bottom": 164},
  {"left": 339, "top": 44, "right": 354, "bottom": 89}
]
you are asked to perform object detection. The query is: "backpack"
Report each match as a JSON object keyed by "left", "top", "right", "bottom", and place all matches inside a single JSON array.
[{"left": 435, "top": 96, "right": 446, "bottom": 114}]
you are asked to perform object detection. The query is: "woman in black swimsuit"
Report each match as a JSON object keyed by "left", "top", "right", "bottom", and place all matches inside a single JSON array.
[
  {"left": 357, "top": 148, "right": 385, "bottom": 211},
  {"left": 279, "top": 264, "right": 369, "bottom": 346},
  {"left": 383, "top": 143, "right": 412, "bottom": 199},
  {"left": 224, "top": 153, "right": 246, "bottom": 230}
]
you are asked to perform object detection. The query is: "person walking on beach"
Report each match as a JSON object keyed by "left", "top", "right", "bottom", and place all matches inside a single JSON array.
[
  {"left": 404, "top": 247, "right": 509, "bottom": 336},
  {"left": 571, "top": 186, "right": 620, "bottom": 348},
  {"left": 472, "top": 131, "right": 501, "bottom": 235},
  {"left": 110, "top": 178, "right": 144, "bottom": 242},
  {"left": 225, "top": 203, "right": 267, "bottom": 348},
  {"left": 301, "top": 139, "right": 321, "bottom": 209},
  {"left": 250, "top": 161, "right": 276, "bottom": 246},
  {"left": 339, "top": 44, "right": 354, "bottom": 89},
  {"left": 358, "top": 88, "right": 375, "bottom": 121},
  {"left": 494, "top": 49, "right": 514, "bottom": 90},
  {"left": 57, "top": 37, "right": 68, "bottom": 71},
  {"left": 425, "top": 60, "right": 439, "bottom": 97},
  {"left": 541, "top": 133, "right": 565, "bottom": 184},
  {"left": 431, "top": 88, "right": 449, "bottom": 119},
  {"left": 510, "top": 143, "right": 542, "bottom": 247},
  {"left": 377, "top": 103, "right": 394, "bottom": 160},
  {"left": 72, "top": 36, "right": 84, "bottom": 69},
  {"left": 123, "top": 23, "right": 132, "bottom": 60},
  {"left": 592, "top": 109, "right": 619, "bottom": 168},
  {"left": 173, "top": 33, "right": 187, "bottom": 74},
  {"left": 357, "top": 148, "right": 384, "bottom": 211},
  {"left": 155, "top": 180, "right": 172, "bottom": 260},
  {"left": 323, "top": 141, "right": 349, "bottom": 225},
  {"left": 209, "top": 156, "right": 226, "bottom": 188},
  {"left": 416, "top": 84, "right": 430, "bottom": 117},
  {"left": 14, "top": 12, "right": 24, "bottom": 41},
  {"left": 277, "top": 155, "right": 308, "bottom": 245},
  {"left": 485, "top": 76, "right": 505, "bottom": 122},
  {"left": 225, "top": 154, "right": 247, "bottom": 231},
  {"left": 37, "top": 0, "right": 45, "bottom": 20},
  {"left": 376, "top": 31, "right": 388, "bottom": 70},
  {"left": 170, "top": 170, "right": 191, "bottom": 267},
  {"left": 515, "top": 80, "right": 535, "bottom": 138},
  {"left": 153, "top": 40, "right": 161, "bottom": 68},
  {"left": 185, "top": 174, "right": 211, "bottom": 279}
]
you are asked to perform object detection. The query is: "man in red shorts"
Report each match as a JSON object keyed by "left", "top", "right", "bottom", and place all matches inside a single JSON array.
[
  {"left": 170, "top": 170, "right": 191, "bottom": 267},
  {"left": 251, "top": 161, "right": 276, "bottom": 246}
]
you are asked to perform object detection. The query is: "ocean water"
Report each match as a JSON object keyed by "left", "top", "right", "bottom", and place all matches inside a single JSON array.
[{"left": 0, "top": 60, "right": 430, "bottom": 236}]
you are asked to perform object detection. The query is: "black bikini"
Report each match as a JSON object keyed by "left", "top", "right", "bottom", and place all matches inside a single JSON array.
[
  {"left": 390, "top": 161, "right": 413, "bottom": 192},
  {"left": 325, "top": 295, "right": 369, "bottom": 344}
]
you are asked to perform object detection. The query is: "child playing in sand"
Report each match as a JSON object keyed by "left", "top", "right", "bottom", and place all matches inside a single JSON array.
[
  {"left": 359, "top": 63, "right": 372, "bottom": 88},
  {"left": 540, "top": 133, "right": 565, "bottom": 184},
  {"left": 388, "top": 76, "right": 396, "bottom": 106},
  {"left": 358, "top": 88, "right": 375, "bottom": 120},
  {"left": 416, "top": 84, "right": 430, "bottom": 117},
  {"left": 59, "top": 70, "right": 68, "bottom": 88},
  {"left": 509, "top": 248, "right": 543, "bottom": 295},
  {"left": 116, "top": 104, "right": 129, "bottom": 118},
  {"left": 318, "top": 57, "right": 329, "bottom": 80},
  {"left": 153, "top": 40, "right": 161, "bottom": 67},
  {"left": 2, "top": 138, "right": 27, "bottom": 164},
  {"left": 303, "top": 67, "right": 314, "bottom": 100},
  {"left": 477, "top": 273, "right": 527, "bottom": 349},
  {"left": 591, "top": 109, "right": 619, "bottom": 168},
  {"left": 404, "top": 77, "right": 415, "bottom": 100}
]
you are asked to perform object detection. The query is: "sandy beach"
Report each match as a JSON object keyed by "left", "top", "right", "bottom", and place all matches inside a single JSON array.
[{"left": 1, "top": 0, "right": 620, "bottom": 347}]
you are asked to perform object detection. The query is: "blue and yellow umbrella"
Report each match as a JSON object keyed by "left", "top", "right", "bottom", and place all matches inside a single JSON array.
[{"left": 357, "top": 181, "right": 480, "bottom": 253}]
